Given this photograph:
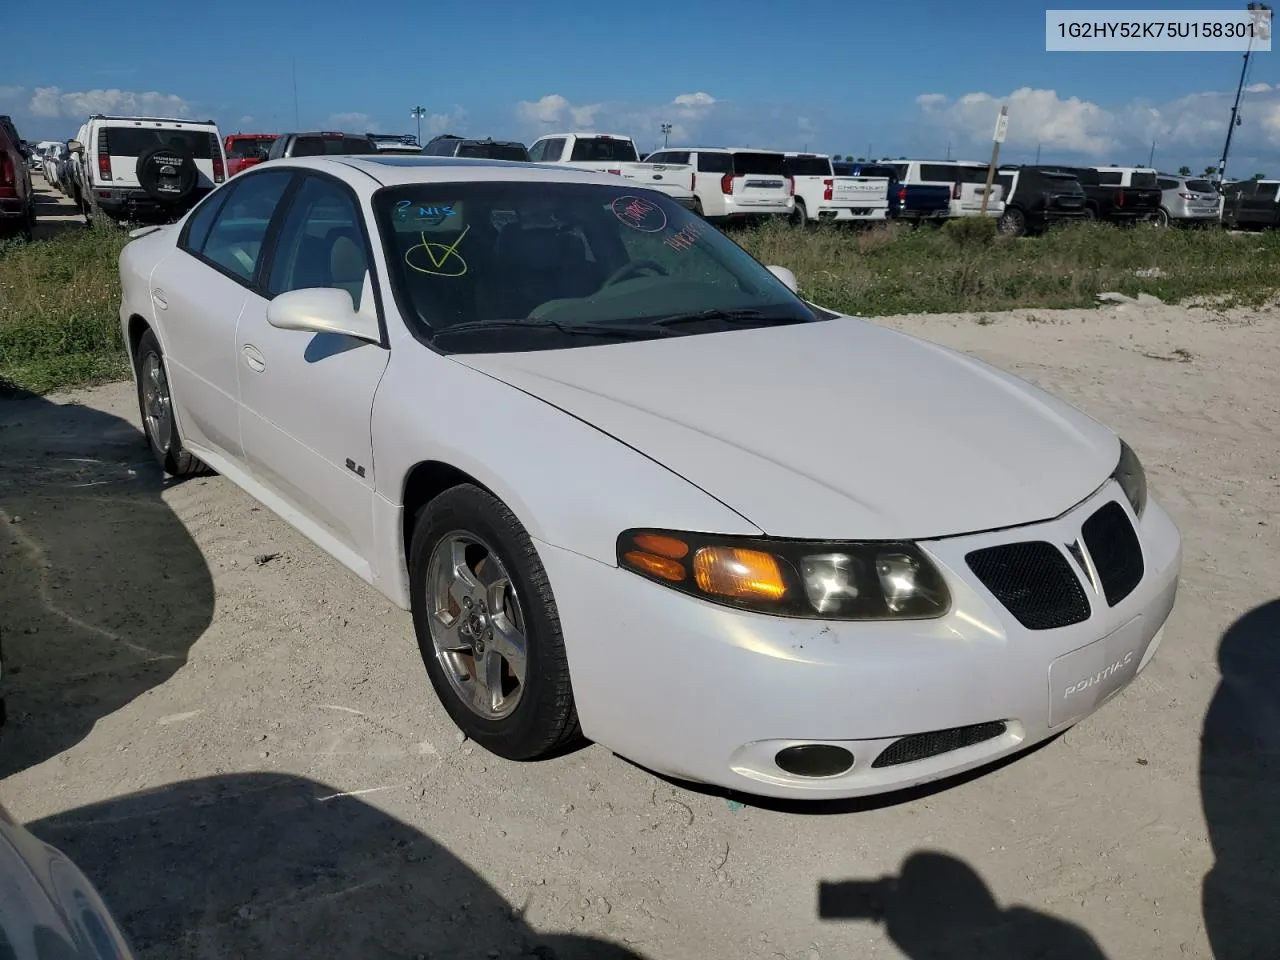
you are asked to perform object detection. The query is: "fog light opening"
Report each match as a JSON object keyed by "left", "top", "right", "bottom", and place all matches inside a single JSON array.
[{"left": 774, "top": 744, "right": 854, "bottom": 778}]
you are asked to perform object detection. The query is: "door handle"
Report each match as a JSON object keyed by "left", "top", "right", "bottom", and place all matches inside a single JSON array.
[
  {"left": 242, "top": 344, "right": 266, "bottom": 373},
  {"left": 151, "top": 288, "right": 168, "bottom": 310}
]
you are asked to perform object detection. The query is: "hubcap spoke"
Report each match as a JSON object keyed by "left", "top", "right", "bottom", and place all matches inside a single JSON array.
[{"left": 426, "top": 532, "right": 529, "bottom": 721}]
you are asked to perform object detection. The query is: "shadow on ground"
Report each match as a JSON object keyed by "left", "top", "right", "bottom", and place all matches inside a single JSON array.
[
  {"left": 818, "top": 850, "right": 1108, "bottom": 959},
  {"left": 1201, "top": 597, "right": 1280, "bottom": 959},
  {"left": 31, "top": 772, "right": 649, "bottom": 959},
  {"left": 0, "top": 390, "right": 213, "bottom": 777}
]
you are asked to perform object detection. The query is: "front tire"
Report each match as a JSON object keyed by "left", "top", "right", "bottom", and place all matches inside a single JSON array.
[
  {"left": 133, "top": 328, "right": 209, "bottom": 477},
  {"left": 409, "top": 484, "right": 580, "bottom": 760}
]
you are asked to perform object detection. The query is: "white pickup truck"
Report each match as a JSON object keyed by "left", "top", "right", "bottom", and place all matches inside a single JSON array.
[
  {"left": 527, "top": 132, "right": 697, "bottom": 209},
  {"left": 783, "top": 153, "right": 890, "bottom": 226}
]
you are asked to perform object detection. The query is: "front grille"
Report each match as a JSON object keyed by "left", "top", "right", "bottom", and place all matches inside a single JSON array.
[
  {"left": 871, "top": 721, "right": 1008, "bottom": 768},
  {"left": 1082, "top": 501, "right": 1144, "bottom": 606},
  {"left": 966, "top": 541, "right": 1091, "bottom": 630}
]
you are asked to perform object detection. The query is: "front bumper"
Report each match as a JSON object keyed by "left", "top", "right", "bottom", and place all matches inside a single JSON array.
[{"left": 539, "top": 482, "right": 1181, "bottom": 800}]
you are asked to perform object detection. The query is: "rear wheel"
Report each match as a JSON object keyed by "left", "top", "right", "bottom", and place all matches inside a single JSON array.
[
  {"left": 1081, "top": 205, "right": 1098, "bottom": 222},
  {"left": 133, "top": 328, "right": 210, "bottom": 478},
  {"left": 997, "top": 207, "right": 1026, "bottom": 237},
  {"left": 790, "top": 200, "right": 809, "bottom": 227},
  {"left": 1153, "top": 207, "right": 1170, "bottom": 227},
  {"left": 409, "top": 484, "right": 581, "bottom": 760}
]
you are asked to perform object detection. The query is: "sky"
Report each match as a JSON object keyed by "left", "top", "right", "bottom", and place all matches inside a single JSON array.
[{"left": 4, "top": 0, "right": 1279, "bottom": 177}]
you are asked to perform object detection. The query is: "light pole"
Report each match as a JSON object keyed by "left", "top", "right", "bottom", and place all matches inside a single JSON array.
[
  {"left": 411, "top": 105, "right": 427, "bottom": 146},
  {"left": 661, "top": 122, "right": 672, "bottom": 148},
  {"left": 1218, "top": 2, "right": 1271, "bottom": 182}
]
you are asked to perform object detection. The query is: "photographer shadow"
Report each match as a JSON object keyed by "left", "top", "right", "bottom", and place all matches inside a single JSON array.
[
  {"left": 819, "top": 851, "right": 1107, "bottom": 960},
  {"left": 1200, "top": 598, "right": 1280, "bottom": 959},
  {"left": 30, "top": 772, "right": 649, "bottom": 960},
  {"left": 0, "top": 387, "right": 213, "bottom": 777}
]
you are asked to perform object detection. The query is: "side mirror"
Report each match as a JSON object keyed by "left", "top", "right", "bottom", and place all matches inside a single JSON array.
[
  {"left": 766, "top": 264, "right": 799, "bottom": 294},
  {"left": 266, "top": 283, "right": 380, "bottom": 343},
  {"left": 67, "top": 140, "right": 84, "bottom": 154}
]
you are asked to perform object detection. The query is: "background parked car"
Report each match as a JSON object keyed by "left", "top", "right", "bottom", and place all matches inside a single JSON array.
[
  {"left": 421, "top": 134, "right": 530, "bottom": 161},
  {"left": 995, "top": 166, "right": 1089, "bottom": 237},
  {"left": 783, "top": 152, "right": 890, "bottom": 226},
  {"left": 369, "top": 134, "right": 424, "bottom": 155},
  {"left": 537, "top": 133, "right": 697, "bottom": 209},
  {"left": 1154, "top": 173, "right": 1221, "bottom": 227},
  {"left": 70, "top": 114, "right": 227, "bottom": 225},
  {"left": 646, "top": 146, "right": 791, "bottom": 222},
  {"left": 884, "top": 159, "right": 1005, "bottom": 219},
  {"left": 1221, "top": 178, "right": 1280, "bottom": 230},
  {"left": 1037, "top": 165, "right": 1162, "bottom": 224},
  {"left": 0, "top": 114, "right": 35, "bottom": 239},
  {"left": 224, "top": 133, "right": 279, "bottom": 176},
  {"left": 265, "top": 131, "right": 378, "bottom": 160}
]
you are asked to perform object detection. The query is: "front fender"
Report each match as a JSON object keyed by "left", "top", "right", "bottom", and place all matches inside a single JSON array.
[{"left": 371, "top": 344, "right": 761, "bottom": 567}]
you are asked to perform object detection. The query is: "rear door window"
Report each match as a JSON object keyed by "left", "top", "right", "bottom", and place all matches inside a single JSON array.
[
  {"left": 569, "top": 137, "right": 639, "bottom": 162},
  {"left": 1094, "top": 170, "right": 1122, "bottom": 185},
  {"left": 105, "top": 128, "right": 214, "bottom": 158},
  {"left": 696, "top": 152, "right": 731, "bottom": 173},
  {"left": 1131, "top": 171, "right": 1158, "bottom": 188},
  {"left": 732, "top": 152, "right": 786, "bottom": 176},
  {"left": 783, "top": 156, "right": 831, "bottom": 177}
]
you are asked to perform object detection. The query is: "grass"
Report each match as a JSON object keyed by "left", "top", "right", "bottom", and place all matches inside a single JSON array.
[
  {"left": 737, "top": 216, "right": 1280, "bottom": 316},
  {"left": 3, "top": 214, "right": 1280, "bottom": 395},
  {"left": 0, "top": 226, "right": 131, "bottom": 396}
]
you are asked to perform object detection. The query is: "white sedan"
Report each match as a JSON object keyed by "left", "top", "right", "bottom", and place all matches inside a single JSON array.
[{"left": 118, "top": 156, "right": 1181, "bottom": 800}]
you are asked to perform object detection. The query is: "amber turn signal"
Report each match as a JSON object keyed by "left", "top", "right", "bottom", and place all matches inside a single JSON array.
[
  {"left": 622, "top": 550, "right": 686, "bottom": 582},
  {"left": 692, "top": 546, "right": 787, "bottom": 602}
]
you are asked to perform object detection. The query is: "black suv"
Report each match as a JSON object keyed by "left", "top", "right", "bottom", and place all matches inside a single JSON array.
[
  {"left": 420, "top": 134, "right": 529, "bottom": 162},
  {"left": 266, "top": 132, "right": 378, "bottom": 160},
  {"left": 994, "top": 165, "right": 1089, "bottom": 237}
]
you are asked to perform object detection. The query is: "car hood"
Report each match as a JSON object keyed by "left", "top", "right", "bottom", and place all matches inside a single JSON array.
[{"left": 453, "top": 316, "right": 1120, "bottom": 540}]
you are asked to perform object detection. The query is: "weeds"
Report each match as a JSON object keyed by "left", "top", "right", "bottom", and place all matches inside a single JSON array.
[
  {"left": 0, "top": 230, "right": 130, "bottom": 395},
  {"left": 737, "top": 219, "right": 1280, "bottom": 316}
]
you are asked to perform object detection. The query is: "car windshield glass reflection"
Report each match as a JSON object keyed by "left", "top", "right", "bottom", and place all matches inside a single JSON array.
[{"left": 373, "top": 182, "right": 817, "bottom": 352}]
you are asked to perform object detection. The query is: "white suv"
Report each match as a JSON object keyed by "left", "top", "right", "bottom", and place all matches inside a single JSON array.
[
  {"left": 646, "top": 147, "right": 794, "bottom": 223},
  {"left": 70, "top": 115, "right": 227, "bottom": 223}
]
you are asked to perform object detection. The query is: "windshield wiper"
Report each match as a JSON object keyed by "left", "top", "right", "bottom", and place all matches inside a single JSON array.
[
  {"left": 645, "top": 308, "right": 804, "bottom": 328},
  {"left": 430, "top": 318, "right": 675, "bottom": 341}
]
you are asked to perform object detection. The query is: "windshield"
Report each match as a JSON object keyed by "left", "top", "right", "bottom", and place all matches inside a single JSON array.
[
  {"left": 569, "top": 137, "right": 639, "bottom": 163},
  {"left": 374, "top": 182, "right": 816, "bottom": 353},
  {"left": 105, "top": 128, "right": 213, "bottom": 158},
  {"left": 784, "top": 156, "right": 832, "bottom": 177}
]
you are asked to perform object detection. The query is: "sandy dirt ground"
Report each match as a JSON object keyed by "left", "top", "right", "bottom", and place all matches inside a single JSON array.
[{"left": 0, "top": 297, "right": 1277, "bottom": 960}]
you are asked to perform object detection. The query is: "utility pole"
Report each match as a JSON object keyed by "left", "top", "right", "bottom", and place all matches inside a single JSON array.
[
  {"left": 1035, "top": 143, "right": 1041, "bottom": 163},
  {"left": 1148, "top": 141, "right": 1156, "bottom": 167},
  {"left": 1219, "top": 1, "right": 1272, "bottom": 182},
  {"left": 661, "top": 122, "right": 672, "bottom": 148},
  {"left": 946, "top": 140, "right": 951, "bottom": 161},
  {"left": 411, "top": 106, "right": 427, "bottom": 146},
  {"left": 981, "top": 105, "right": 1009, "bottom": 216},
  {"left": 291, "top": 59, "right": 300, "bottom": 128}
]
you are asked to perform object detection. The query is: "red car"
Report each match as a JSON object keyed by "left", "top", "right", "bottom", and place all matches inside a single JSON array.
[
  {"left": 0, "top": 115, "right": 34, "bottom": 239},
  {"left": 223, "top": 133, "right": 279, "bottom": 177}
]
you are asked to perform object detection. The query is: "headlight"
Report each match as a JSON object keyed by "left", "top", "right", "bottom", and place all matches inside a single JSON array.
[
  {"left": 1113, "top": 439, "right": 1147, "bottom": 517},
  {"left": 616, "top": 529, "right": 951, "bottom": 620}
]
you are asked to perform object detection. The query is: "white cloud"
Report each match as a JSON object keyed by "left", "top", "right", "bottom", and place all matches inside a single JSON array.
[
  {"left": 915, "top": 84, "right": 1280, "bottom": 163},
  {"left": 28, "top": 86, "right": 192, "bottom": 120},
  {"left": 673, "top": 92, "right": 716, "bottom": 108},
  {"left": 516, "top": 94, "right": 601, "bottom": 130},
  {"left": 0, "top": 86, "right": 22, "bottom": 102},
  {"left": 238, "top": 115, "right": 255, "bottom": 125},
  {"left": 424, "top": 106, "right": 467, "bottom": 137},
  {"left": 326, "top": 112, "right": 378, "bottom": 133}
]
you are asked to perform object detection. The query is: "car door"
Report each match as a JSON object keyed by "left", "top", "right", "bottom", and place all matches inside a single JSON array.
[
  {"left": 153, "top": 169, "right": 295, "bottom": 462},
  {"left": 235, "top": 171, "right": 390, "bottom": 572}
]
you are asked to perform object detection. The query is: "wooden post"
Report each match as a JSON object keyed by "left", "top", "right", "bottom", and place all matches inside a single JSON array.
[{"left": 981, "top": 105, "right": 1008, "bottom": 216}]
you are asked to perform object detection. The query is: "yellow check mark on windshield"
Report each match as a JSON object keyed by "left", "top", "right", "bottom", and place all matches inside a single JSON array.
[{"left": 421, "top": 224, "right": 469, "bottom": 269}]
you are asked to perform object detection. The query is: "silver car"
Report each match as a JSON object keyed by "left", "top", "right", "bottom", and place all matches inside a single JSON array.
[{"left": 1154, "top": 174, "right": 1221, "bottom": 226}]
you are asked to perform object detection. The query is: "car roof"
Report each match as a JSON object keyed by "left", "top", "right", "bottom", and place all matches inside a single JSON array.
[
  {"left": 92, "top": 115, "right": 217, "bottom": 126},
  {"left": 261, "top": 154, "right": 630, "bottom": 190}
]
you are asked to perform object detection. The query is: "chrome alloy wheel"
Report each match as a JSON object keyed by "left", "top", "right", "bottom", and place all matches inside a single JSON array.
[
  {"left": 140, "top": 351, "right": 173, "bottom": 454},
  {"left": 426, "top": 532, "right": 529, "bottom": 720}
]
